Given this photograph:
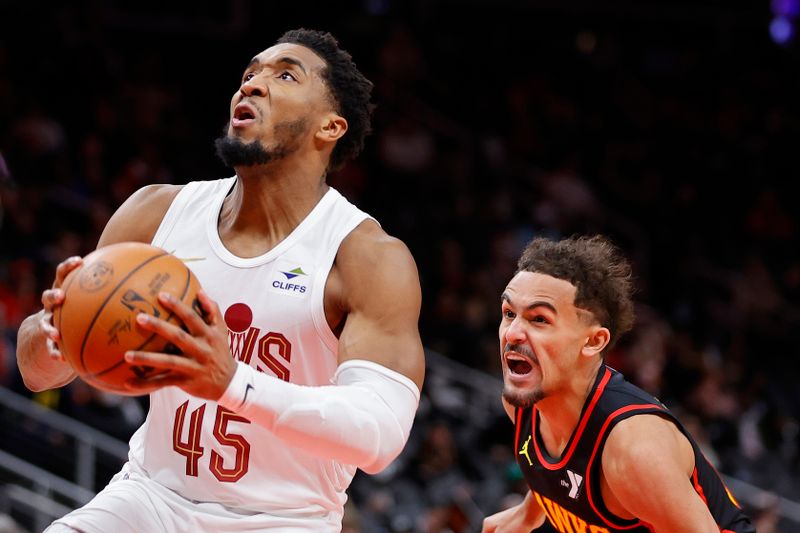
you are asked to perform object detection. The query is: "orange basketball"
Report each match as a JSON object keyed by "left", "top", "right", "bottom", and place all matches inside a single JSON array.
[{"left": 53, "top": 242, "right": 202, "bottom": 395}]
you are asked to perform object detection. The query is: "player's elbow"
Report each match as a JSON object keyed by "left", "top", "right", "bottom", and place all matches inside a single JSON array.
[
  {"left": 270, "top": 391, "right": 409, "bottom": 473},
  {"left": 264, "top": 360, "right": 420, "bottom": 471},
  {"left": 333, "top": 362, "right": 419, "bottom": 474},
  {"left": 320, "top": 400, "right": 407, "bottom": 474},
  {"left": 359, "top": 416, "right": 407, "bottom": 474},
  {"left": 360, "top": 455, "right": 398, "bottom": 475}
]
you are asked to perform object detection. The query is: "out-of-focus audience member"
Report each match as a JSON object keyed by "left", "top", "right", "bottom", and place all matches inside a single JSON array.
[{"left": 1, "top": 3, "right": 798, "bottom": 531}]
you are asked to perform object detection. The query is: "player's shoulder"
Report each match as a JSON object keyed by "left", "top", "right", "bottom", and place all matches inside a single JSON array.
[
  {"left": 339, "top": 219, "right": 415, "bottom": 268},
  {"left": 602, "top": 413, "right": 690, "bottom": 482},
  {"left": 605, "top": 413, "right": 681, "bottom": 452},
  {"left": 98, "top": 183, "right": 185, "bottom": 247},
  {"left": 334, "top": 219, "right": 420, "bottom": 296},
  {"left": 127, "top": 183, "right": 185, "bottom": 207}
]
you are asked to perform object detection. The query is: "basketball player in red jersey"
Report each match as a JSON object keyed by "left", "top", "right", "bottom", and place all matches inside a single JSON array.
[
  {"left": 17, "top": 29, "right": 425, "bottom": 532},
  {"left": 482, "top": 236, "right": 753, "bottom": 533}
]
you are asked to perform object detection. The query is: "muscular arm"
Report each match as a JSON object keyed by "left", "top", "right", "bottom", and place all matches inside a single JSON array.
[
  {"left": 206, "top": 222, "right": 425, "bottom": 472},
  {"left": 602, "top": 414, "right": 721, "bottom": 533},
  {"left": 333, "top": 220, "right": 425, "bottom": 388},
  {"left": 125, "top": 218, "right": 424, "bottom": 471},
  {"left": 15, "top": 184, "right": 181, "bottom": 391}
]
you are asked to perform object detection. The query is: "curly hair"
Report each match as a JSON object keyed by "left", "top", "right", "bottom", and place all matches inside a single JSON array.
[
  {"left": 516, "top": 235, "right": 635, "bottom": 352},
  {"left": 277, "top": 29, "right": 374, "bottom": 171}
]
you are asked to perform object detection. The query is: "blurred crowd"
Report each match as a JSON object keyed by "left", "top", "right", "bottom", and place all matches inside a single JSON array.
[{"left": 1, "top": 2, "right": 798, "bottom": 532}]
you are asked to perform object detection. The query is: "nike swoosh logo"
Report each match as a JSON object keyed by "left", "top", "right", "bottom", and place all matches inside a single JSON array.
[
  {"left": 243, "top": 383, "right": 254, "bottom": 403},
  {"left": 169, "top": 249, "right": 206, "bottom": 262}
]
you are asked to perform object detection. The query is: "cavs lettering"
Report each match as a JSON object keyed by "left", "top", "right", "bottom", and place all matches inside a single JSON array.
[
  {"left": 168, "top": 302, "right": 295, "bottom": 483},
  {"left": 224, "top": 302, "right": 292, "bottom": 381},
  {"left": 139, "top": 177, "right": 375, "bottom": 513},
  {"left": 534, "top": 491, "right": 610, "bottom": 533}
]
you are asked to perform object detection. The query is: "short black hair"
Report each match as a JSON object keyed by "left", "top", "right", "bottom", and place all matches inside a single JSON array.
[
  {"left": 277, "top": 28, "right": 374, "bottom": 171},
  {"left": 516, "top": 235, "right": 635, "bottom": 353}
]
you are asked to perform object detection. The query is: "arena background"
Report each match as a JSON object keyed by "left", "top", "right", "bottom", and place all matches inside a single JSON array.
[{"left": 0, "top": 1, "right": 798, "bottom": 532}]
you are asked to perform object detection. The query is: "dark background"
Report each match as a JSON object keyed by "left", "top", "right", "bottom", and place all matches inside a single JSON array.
[{"left": 0, "top": 1, "right": 798, "bottom": 532}]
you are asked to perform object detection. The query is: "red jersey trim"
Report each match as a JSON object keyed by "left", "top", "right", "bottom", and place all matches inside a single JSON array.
[
  {"left": 692, "top": 467, "right": 709, "bottom": 506},
  {"left": 532, "top": 367, "right": 613, "bottom": 470},
  {"left": 585, "top": 403, "right": 666, "bottom": 530},
  {"left": 695, "top": 447, "right": 743, "bottom": 510},
  {"left": 514, "top": 407, "right": 523, "bottom": 450}
]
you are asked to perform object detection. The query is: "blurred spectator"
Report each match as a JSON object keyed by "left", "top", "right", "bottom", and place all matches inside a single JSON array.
[{"left": 1, "top": 2, "right": 799, "bottom": 531}]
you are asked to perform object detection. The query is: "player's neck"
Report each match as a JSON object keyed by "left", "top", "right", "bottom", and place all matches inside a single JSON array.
[
  {"left": 536, "top": 361, "right": 603, "bottom": 458},
  {"left": 218, "top": 163, "right": 329, "bottom": 257}
]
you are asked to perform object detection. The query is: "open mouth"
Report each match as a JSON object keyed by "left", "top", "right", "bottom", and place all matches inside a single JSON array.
[
  {"left": 506, "top": 356, "right": 533, "bottom": 376},
  {"left": 234, "top": 108, "right": 255, "bottom": 120},
  {"left": 232, "top": 104, "right": 257, "bottom": 127}
]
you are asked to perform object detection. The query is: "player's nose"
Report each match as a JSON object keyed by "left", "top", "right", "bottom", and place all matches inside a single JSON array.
[
  {"left": 502, "top": 317, "right": 527, "bottom": 345},
  {"left": 240, "top": 77, "right": 267, "bottom": 98}
]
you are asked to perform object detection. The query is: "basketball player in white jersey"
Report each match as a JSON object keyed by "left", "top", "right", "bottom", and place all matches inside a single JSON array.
[{"left": 16, "top": 29, "right": 425, "bottom": 532}]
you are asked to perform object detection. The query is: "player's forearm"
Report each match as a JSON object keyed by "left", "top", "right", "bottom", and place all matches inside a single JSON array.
[
  {"left": 16, "top": 311, "right": 77, "bottom": 391},
  {"left": 218, "top": 360, "right": 420, "bottom": 473}
]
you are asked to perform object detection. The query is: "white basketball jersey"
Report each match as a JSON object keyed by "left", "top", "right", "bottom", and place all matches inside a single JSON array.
[{"left": 125, "top": 177, "right": 372, "bottom": 529}]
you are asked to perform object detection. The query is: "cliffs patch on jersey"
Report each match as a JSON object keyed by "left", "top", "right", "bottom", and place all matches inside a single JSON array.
[{"left": 268, "top": 259, "right": 311, "bottom": 298}]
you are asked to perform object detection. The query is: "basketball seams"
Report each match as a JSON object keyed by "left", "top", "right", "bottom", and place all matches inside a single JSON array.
[
  {"left": 129, "top": 260, "right": 191, "bottom": 353},
  {"left": 91, "top": 261, "right": 194, "bottom": 380},
  {"left": 79, "top": 250, "right": 169, "bottom": 374},
  {"left": 130, "top": 259, "right": 194, "bottom": 356}
]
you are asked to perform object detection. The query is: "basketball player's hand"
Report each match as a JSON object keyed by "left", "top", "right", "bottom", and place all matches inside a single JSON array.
[
  {"left": 40, "top": 256, "right": 83, "bottom": 362},
  {"left": 481, "top": 492, "right": 545, "bottom": 532},
  {"left": 123, "top": 289, "right": 238, "bottom": 400}
]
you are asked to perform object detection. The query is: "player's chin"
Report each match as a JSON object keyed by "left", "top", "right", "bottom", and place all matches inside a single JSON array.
[{"left": 502, "top": 384, "right": 543, "bottom": 409}]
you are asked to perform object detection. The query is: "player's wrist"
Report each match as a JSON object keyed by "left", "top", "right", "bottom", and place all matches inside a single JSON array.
[{"left": 217, "top": 361, "right": 254, "bottom": 410}]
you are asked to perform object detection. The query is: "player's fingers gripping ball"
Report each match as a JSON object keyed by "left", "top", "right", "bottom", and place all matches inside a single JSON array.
[{"left": 53, "top": 242, "right": 202, "bottom": 395}]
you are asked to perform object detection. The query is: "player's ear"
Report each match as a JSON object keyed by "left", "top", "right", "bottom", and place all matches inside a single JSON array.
[
  {"left": 581, "top": 326, "right": 610, "bottom": 358},
  {"left": 316, "top": 113, "right": 347, "bottom": 143}
]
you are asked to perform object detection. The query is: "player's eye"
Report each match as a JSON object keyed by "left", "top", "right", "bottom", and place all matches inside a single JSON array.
[
  {"left": 242, "top": 72, "right": 255, "bottom": 83},
  {"left": 279, "top": 71, "right": 297, "bottom": 81},
  {"left": 503, "top": 309, "right": 515, "bottom": 320}
]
